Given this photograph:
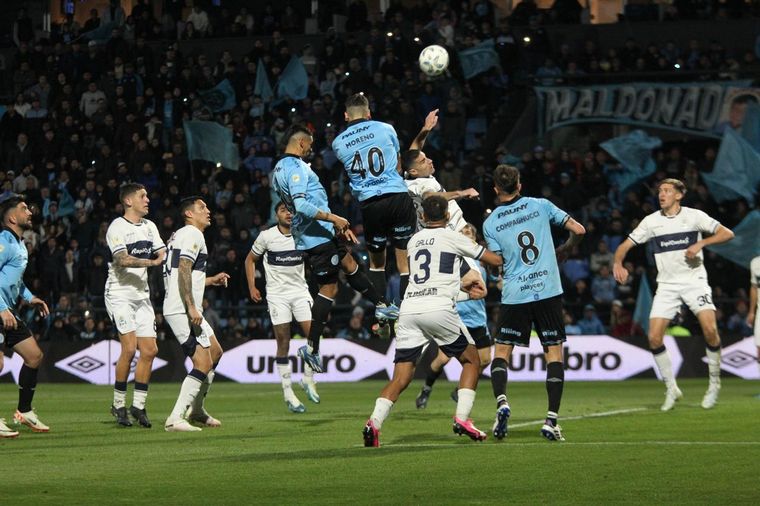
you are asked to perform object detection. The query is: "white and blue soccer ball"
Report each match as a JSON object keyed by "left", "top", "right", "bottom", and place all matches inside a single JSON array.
[{"left": 418, "top": 45, "right": 449, "bottom": 76}]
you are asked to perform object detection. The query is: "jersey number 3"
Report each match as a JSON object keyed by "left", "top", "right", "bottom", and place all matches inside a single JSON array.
[{"left": 350, "top": 148, "right": 385, "bottom": 179}]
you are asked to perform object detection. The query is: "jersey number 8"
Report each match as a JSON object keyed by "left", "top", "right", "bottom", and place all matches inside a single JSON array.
[{"left": 517, "top": 231, "right": 540, "bottom": 265}]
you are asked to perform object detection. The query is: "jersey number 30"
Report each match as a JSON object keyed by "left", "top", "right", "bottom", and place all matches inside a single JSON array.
[{"left": 350, "top": 148, "right": 385, "bottom": 179}]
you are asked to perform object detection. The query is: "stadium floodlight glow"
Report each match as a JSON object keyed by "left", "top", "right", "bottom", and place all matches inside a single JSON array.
[
  {"left": 291, "top": 107, "right": 296, "bottom": 112},
  {"left": 345, "top": 71, "right": 350, "bottom": 76},
  {"left": 386, "top": 32, "right": 393, "bottom": 37},
  {"left": 414, "top": 37, "right": 420, "bottom": 42},
  {"left": 326, "top": 122, "right": 332, "bottom": 127},
  {"left": 216, "top": 162, "right": 222, "bottom": 168},
  {"left": 523, "top": 36, "right": 531, "bottom": 43},
  {"left": 674, "top": 63, "right": 681, "bottom": 69}
]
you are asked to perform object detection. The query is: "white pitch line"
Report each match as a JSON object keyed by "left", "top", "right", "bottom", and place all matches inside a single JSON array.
[
  {"left": 356, "top": 441, "right": 760, "bottom": 449},
  {"left": 508, "top": 407, "right": 648, "bottom": 429}
]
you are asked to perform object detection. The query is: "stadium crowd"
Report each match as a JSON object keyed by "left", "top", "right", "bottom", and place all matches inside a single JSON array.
[{"left": 0, "top": 1, "right": 756, "bottom": 343}]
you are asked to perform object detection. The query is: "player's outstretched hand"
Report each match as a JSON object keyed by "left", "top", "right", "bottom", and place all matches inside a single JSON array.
[
  {"left": 613, "top": 263, "right": 629, "bottom": 284},
  {"left": 459, "top": 188, "right": 479, "bottom": 199},
  {"left": 424, "top": 109, "right": 439, "bottom": 130},
  {"left": 249, "top": 287, "right": 262, "bottom": 303},
  {"left": 31, "top": 297, "right": 50, "bottom": 317},
  {"left": 340, "top": 229, "right": 359, "bottom": 244},
  {"left": 330, "top": 214, "right": 350, "bottom": 234},
  {"left": 0, "top": 309, "right": 17, "bottom": 330},
  {"left": 152, "top": 249, "right": 167, "bottom": 266},
  {"left": 209, "top": 272, "right": 230, "bottom": 287}
]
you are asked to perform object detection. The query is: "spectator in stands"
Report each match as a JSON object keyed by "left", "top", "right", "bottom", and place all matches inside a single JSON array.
[
  {"left": 337, "top": 307, "right": 371, "bottom": 340},
  {"left": 578, "top": 304, "right": 606, "bottom": 334},
  {"left": 186, "top": 5, "right": 210, "bottom": 37},
  {"left": 564, "top": 309, "right": 582, "bottom": 335},
  {"left": 591, "top": 264, "right": 616, "bottom": 306}
]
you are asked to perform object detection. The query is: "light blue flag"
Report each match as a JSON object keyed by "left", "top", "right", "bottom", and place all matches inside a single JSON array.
[
  {"left": 601, "top": 130, "right": 662, "bottom": 193},
  {"left": 632, "top": 274, "right": 653, "bottom": 335},
  {"left": 740, "top": 103, "right": 760, "bottom": 153},
  {"left": 183, "top": 120, "right": 240, "bottom": 170},
  {"left": 707, "top": 210, "right": 760, "bottom": 269},
  {"left": 199, "top": 79, "right": 236, "bottom": 112},
  {"left": 82, "top": 21, "right": 117, "bottom": 45},
  {"left": 702, "top": 128, "right": 760, "bottom": 204},
  {"left": 254, "top": 59, "right": 273, "bottom": 101},
  {"left": 276, "top": 57, "right": 309, "bottom": 101},
  {"left": 458, "top": 39, "right": 499, "bottom": 79}
]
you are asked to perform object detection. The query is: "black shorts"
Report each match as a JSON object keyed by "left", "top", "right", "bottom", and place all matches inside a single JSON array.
[
  {"left": 0, "top": 312, "right": 33, "bottom": 349},
  {"left": 495, "top": 295, "right": 566, "bottom": 347},
  {"left": 360, "top": 192, "right": 416, "bottom": 253},
  {"left": 305, "top": 238, "right": 349, "bottom": 285},
  {"left": 394, "top": 332, "right": 471, "bottom": 363},
  {"left": 467, "top": 326, "right": 492, "bottom": 349}
]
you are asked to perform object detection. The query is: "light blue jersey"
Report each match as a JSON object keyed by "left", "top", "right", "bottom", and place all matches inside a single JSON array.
[
  {"left": 332, "top": 119, "right": 408, "bottom": 201},
  {"left": 271, "top": 154, "right": 334, "bottom": 251},
  {"left": 457, "top": 259, "right": 488, "bottom": 329},
  {"left": 0, "top": 229, "right": 34, "bottom": 312},
  {"left": 483, "top": 196, "right": 569, "bottom": 305}
]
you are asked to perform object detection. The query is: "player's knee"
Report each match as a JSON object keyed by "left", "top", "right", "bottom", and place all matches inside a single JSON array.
[
  {"left": 121, "top": 342, "right": 137, "bottom": 359},
  {"left": 647, "top": 334, "right": 664, "bottom": 348},
  {"left": 139, "top": 342, "right": 158, "bottom": 360},
  {"left": 479, "top": 355, "right": 491, "bottom": 369},
  {"left": 27, "top": 350, "right": 43, "bottom": 368}
]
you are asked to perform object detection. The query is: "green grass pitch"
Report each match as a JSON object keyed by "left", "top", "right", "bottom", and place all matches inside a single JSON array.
[{"left": 1, "top": 378, "right": 758, "bottom": 504}]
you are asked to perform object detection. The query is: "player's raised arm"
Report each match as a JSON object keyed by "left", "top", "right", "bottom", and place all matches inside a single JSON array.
[
  {"left": 459, "top": 267, "right": 487, "bottom": 301},
  {"left": 410, "top": 109, "right": 439, "bottom": 150}
]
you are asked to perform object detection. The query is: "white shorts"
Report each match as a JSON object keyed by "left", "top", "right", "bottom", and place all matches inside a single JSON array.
[
  {"left": 650, "top": 281, "right": 716, "bottom": 320},
  {"left": 395, "top": 309, "right": 473, "bottom": 351},
  {"left": 165, "top": 313, "right": 214, "bottom": 355},
  {"left": 105, "top": 296, "right": 156, "bottom": 337},
  {"left": 268, "top": 296, "right": 312, "bottom": 326}
]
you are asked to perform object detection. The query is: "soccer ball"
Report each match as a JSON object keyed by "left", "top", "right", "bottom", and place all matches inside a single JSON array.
[{"left": 418, "top": 45, "right": 449, "bottom": 76}]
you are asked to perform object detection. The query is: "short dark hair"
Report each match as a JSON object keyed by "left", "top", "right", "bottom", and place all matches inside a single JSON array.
[
  {"left": 494, "top": 164, "right": 520, "bottom": 194},
  {"left": 0, "top": 194, "right": 24, "bottom": 222},
  {"left": 731, "top": 94, "right": 758, "bottom": 106},
  {"left": 421, "top": 194, "right": 448, "bottom": 222},
  {"left": 275, "top": 200, "right": 288, "bottom": 212},
  {"left": 659, "top": 178, "right": 686, "bottom": 195},
  {"left": 345, "top": 92, "right": 369, "bottom": 111},
  {"left": 401, "top": 149, "right": 422, "bottom": 172},
  {"left": 119, "top": 182, "right": 145, "bottom": 204},
  {"left": 282, "top": 123, "right": 312, "bottom": 146},
  {"left": 180, "top": 195, "right": 202, "bottom": 217}
]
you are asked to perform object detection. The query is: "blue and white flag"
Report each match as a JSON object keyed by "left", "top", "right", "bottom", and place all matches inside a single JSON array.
[
  {"left": 81, "top": 21, "right": 118, "bottom": 45},
  {"left": 183, "top": 120, "right": 240, "bottom": 170},
  {"left": 276, "top": 57, "right": 308, "bottom": 102},
  {"left": 632, "top": 274, "right": 653, "bottom": 335},
  {"left": 702, "top": 128, "right": 760, "bottom": 204},
  {"left": 254, "top": 59, "right": 273, "bottom": 101},
  {"left": 707, "top": 210, "right": 760, "bottom": 269},
  {"left": 601, "top": 130, "right": 662, "bottom": 192},
  {"left": 740, "top": 103, "right": 760, "bottom": 153},
  {"left": 458, "top": 39, "right": 499, "bottom": 79},
  {"left": 199, "top": 79, "right": 236, "bottom": 113}
]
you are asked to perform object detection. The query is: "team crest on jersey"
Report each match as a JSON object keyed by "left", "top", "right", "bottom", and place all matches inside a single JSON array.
[
  {"left": 330, "top": 254, "right": 339, "bottom": 266},
  {"left": 0, "top": 244, "right": 4, "bottom": 253},
  {"left": 292, "top": 174, "right": 300, "bottom": 182}
]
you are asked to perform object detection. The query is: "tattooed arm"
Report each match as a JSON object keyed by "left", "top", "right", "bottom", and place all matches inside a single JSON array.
[
  {"left": 112, "top": 249, "right": 165, "bottom": 268},
  {"left": 178, "top": 257, "right": 202, "bottom": 325}
]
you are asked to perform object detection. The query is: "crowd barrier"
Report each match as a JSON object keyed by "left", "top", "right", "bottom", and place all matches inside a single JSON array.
[{"left": 1, "top": 335, "right": 756, "bottom": 384}]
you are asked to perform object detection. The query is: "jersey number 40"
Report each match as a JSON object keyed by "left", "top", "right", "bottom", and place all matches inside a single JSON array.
[{"left": 349, "top": 148, "right": 385, "bottom": 179}]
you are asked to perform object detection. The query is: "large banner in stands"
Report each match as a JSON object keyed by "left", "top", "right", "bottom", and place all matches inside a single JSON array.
[
  {"left": 535, "top": 81, "right": 759, "bottom": 137},
  {"left": 0, "top": 335, "right": 755, "bottom": 384}
]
